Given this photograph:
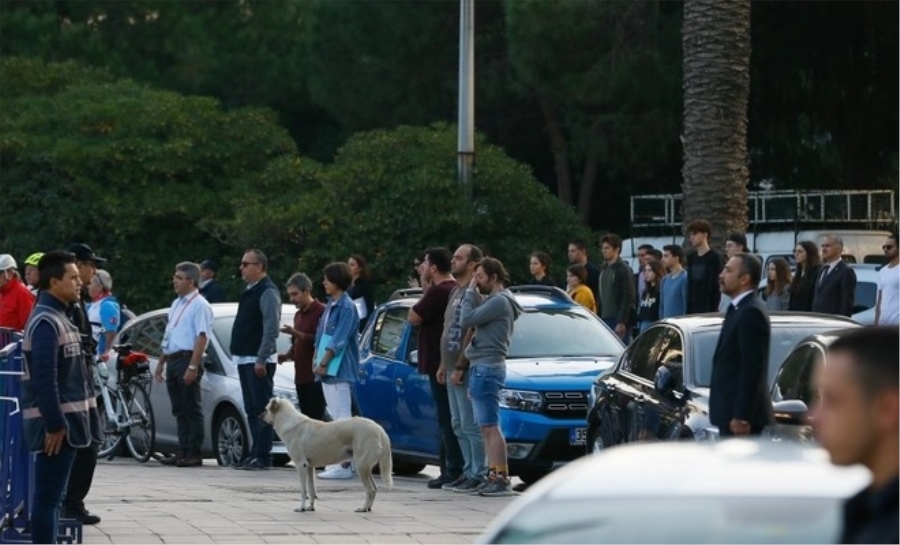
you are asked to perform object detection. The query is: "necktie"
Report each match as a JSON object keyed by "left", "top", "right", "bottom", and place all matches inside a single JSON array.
[{"left": 818, "top": 265, "right": 831, "bottom": 286}]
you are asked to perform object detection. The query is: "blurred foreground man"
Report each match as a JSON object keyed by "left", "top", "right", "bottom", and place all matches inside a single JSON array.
[{"left": 812, "top": 327, "right": 898, "bottom": 544}]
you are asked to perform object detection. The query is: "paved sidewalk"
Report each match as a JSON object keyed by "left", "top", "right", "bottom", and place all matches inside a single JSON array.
[{"left": 81, "top": 459, "right": 519, "bottom": 544}]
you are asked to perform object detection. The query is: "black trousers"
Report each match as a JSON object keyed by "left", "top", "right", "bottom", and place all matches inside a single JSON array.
[
  {"left": 63, "top": 443, "right": 97, "bottom": 513},
  {"left": 166, "top": 355, "right": 204, "bottom": 455},
  {"left": 295, "top": 381, "right": 327, "bottom": 421}
]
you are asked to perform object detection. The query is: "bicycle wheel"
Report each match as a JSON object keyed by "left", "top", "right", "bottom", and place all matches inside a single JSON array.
[
  {"left": 97, "top": 393, "right": 125, "bottom": 458},
  {"left": 123, "top": 380, "right": 156, "bottom": 463}
]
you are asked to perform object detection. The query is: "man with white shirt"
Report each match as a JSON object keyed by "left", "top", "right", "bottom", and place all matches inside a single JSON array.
[
  {"left": 154, "top": 262, "right": 214, "bottom": 467},
  {"left": 875, "top": 232, "right": 899, "bottom": 325},
  {"left": 811, "top": 234, "right": 857, "bottom": 316}
]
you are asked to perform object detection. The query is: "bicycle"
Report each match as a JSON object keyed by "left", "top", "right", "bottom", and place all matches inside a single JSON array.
[{"left": 95, "top": 343, "right": 156, "bottom": 462}]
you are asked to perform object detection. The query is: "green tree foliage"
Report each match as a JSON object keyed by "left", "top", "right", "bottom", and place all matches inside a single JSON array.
[
  {"left": 505, "top": 0, "right": 683, "bottom": 226},
  {"left": 0, "top": 57, "right": 297, "bottom": 311},
  {"left": 213, "top": 123, "right": 593, "bottom": 303}
]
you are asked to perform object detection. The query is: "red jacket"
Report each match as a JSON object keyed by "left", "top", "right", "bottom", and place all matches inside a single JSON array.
[{"left": 0, "top": 277, "right": 35, "bottom": 330}]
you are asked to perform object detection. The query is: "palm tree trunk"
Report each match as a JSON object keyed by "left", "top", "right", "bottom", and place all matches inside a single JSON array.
[{"left": 681, "top": 0, "right": 751, "bottom": 249}]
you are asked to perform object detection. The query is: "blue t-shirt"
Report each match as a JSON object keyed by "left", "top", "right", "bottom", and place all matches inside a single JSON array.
[
  {"left": 659, "top": 270, "right": 688, "bottom": 319},
  {"left": 88, "top": 296, "right": 121, "bottom": 354}
]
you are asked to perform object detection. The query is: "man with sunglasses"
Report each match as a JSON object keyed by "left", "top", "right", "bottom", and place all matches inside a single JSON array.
[
  {"left": 230, "top": 249, "right": 281, "bottom": 471},
  {"left": 875, "top": 232, "right": 899, "bottom": 325}
]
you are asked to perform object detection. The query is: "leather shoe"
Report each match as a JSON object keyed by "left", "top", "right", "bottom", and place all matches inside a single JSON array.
[
  {"left": 159, "top": 454, "right": 182, "bottom": 466},
  {"left": 63, "top": 508, "right": 101, "bottom": 525},
  {"left": 176, "top": 455, "right": 202, "bottom": 467}
]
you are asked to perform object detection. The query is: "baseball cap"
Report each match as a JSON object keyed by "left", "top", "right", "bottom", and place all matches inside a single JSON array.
[
  {"left": 66, "top": 243, "right": 107, "bottom": 265},
  {"left": 200, "top": 259, "right": 218, "bottom": 273},
  {"left": 0, "top": 254, "right": 16, "bottom": 271}
]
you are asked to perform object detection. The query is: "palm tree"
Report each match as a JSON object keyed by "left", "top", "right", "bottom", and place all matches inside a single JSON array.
[{"left": 681, "top": 0, "right": 751, "bottom": 248}]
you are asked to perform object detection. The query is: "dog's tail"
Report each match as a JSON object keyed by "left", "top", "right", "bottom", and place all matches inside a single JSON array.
[{"left": 379, "top": 428, "right": 393, "bottom": 490}]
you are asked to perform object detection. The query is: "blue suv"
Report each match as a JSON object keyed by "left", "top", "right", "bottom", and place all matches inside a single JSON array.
[{"left": 354, "top": 285, "right": 625, "bottom": 484}]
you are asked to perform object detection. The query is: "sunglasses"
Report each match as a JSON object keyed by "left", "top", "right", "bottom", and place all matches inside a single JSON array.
[
  {"left": 240, "top": 261, "right": 259, "bottom": 267},
  {"left": 883, "top": 245, "right": 896, "bottom": 250}
]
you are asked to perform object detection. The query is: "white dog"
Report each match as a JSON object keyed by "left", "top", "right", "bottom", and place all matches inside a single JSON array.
[{"left": 262, "top": 397, "right": 393, "bottom": 513}]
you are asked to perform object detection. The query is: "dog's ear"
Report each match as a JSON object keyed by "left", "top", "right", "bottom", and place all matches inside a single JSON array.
[{"left": 267, "top": 398, "right": 279, "bottom": 413}]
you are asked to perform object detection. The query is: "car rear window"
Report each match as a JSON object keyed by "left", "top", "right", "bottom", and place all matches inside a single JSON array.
[
  {"left": 508, "top": 308, "right": 624, "bottom": 359},
  {"left": 692, "top": 324, "right": 850, "bottom": 387}
]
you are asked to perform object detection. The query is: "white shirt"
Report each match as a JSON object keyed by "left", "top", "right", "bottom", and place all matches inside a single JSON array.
[
  {"left": 163, "top": 290, "right": 214, "bottom": 354},
  {"left": 877, "top": 263, "right": 900, "bottom": 325},
  {"left": 729, "top": 289, "right": 753, "bottom": 310}
]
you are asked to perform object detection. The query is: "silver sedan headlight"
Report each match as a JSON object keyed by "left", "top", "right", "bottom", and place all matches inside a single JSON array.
[
  {"left": 499, "top": 389, "right": 543, "bottom": 412},
  {"left": 693, "top": 426, "right": 720, "bottom": 442}
]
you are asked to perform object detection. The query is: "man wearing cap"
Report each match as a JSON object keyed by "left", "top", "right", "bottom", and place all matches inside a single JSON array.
[
  {"left": 199, "top": 259, "right": 227, "bottom": 303},
  {"left": 0, "top": 254, "right": 35, "bottom": 330},
  {"left": 61, "top": 243, "right": 106, "bottom": 525}
]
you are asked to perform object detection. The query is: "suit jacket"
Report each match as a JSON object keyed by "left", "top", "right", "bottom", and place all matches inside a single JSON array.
[
  {"left": 200, "top": 279, "right": 227, "bottom": 303},
  {"left": 709, "top": 292, "right": 773, "bottom": 432},
  {"left": 811, "top": 261, "right": 857, "bottom": 316}
]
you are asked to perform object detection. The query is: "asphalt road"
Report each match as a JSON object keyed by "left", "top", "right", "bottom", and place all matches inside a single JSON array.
[{"left": 78, "top": 458, "right": 521, "bottom": 544}]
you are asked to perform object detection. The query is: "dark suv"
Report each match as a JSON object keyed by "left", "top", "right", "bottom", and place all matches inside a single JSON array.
[{"left": 355, "top": 285, "right": 625, "bottom": 483}]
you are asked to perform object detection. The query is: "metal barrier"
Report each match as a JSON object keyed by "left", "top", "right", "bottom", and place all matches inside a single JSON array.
[{"left": 0, "top": 328, "right": 82, "bottom": 544}]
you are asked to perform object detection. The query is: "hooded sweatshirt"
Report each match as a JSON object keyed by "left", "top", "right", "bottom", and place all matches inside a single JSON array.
[{"left": 459, "top": 288, "right": 522, "bottom": 367}]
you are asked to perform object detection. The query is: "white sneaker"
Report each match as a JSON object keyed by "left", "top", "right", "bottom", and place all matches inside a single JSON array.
[{"left": 317, "top": 465, "right": 353, "bottom": 479}]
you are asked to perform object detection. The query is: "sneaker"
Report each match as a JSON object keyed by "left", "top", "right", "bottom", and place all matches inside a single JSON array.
[
  {"left": 468, "top": 475, "right": 495, "bottom": 496},
  {"left": 441, "top": 474, "right": 469, "bottom": 490},
  {"left": 317, "top": 465, "right": 353, "bottom": 479},
  {"left": 479, "top": 475, "right": 513, "bottom": 497},
  {"left": 427, "top": 474, "right": 459, "bottom": 489},
  {"left": 452, "top": 476, "right": 485, "bottom": 493},
  {"left": 232, "top": 457, "right": 255, "bottom": 469}
]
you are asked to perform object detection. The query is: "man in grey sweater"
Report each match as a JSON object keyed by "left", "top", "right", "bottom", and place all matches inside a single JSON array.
[{"left": 459, "top": 257, "right": 522, "bottom": 497}]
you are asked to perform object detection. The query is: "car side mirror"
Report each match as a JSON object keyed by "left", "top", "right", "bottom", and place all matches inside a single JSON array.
[
  {"left": 654, "top": 366, "right": 675, "bottom": 396},
  {"left": 772, "top": 399, "right": 809, "bottom": 425},
  {"left": 408, "top": 350, "right": 418, "bottom": 365}
]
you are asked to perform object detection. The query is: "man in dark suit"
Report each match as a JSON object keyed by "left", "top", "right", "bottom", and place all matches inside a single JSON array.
[
  {"left": 709, "top": 253, "right": 772, "bottom": 437},
  {"left": 199, "top": 259, "right": 227, "bottom": 303},
  {"left": 811, "top": 234, "right": 857, "bottom": 316}
]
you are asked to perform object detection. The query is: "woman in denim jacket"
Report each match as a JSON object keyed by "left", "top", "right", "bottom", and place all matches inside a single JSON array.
[{"left": 314, "top": 261, "right": 360, "bottom": 479}]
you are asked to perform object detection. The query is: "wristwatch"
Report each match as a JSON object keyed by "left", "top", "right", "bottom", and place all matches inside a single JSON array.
[{"left": 188, "top": 365, "right": 198, "bottom": 371}]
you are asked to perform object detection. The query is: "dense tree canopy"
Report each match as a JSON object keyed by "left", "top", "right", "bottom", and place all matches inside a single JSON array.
[{"left": 0, "top": 0, "right": 896, "bottom": 236}]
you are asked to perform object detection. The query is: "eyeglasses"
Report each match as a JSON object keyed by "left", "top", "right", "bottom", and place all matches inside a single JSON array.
[
  {"left": 240, "top": 261, "right": 259, "bottom": 268},
  {"left": 883, "top": 245, "right": 895, "bottom": 250}
]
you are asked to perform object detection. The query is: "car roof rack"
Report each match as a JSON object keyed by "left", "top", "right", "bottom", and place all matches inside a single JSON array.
[{"left": 508, "top": 284, "right": 574, "bottom": 303}]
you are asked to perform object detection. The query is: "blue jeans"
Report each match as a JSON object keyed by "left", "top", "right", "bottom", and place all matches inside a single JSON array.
[
  {"left": 237, "top": 363, "right": 275, "bottom": 465},
  {"left": 447, "top": 371, "right": 487, "bottom": 479},
  {"left": 602, "top": 318, "right": 632, "bottom": 344},
  {"left": 469, "top": 364, "right": 506, "bottom": 427},
  {"left": 32, "top": 443, "right": 77, "bottom": 544},
  {"left": 429, "top": 373, "right": 464, "bottom": 479}
]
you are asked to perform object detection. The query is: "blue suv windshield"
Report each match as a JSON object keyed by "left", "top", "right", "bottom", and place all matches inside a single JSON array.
[{"left": 508, "top": 308, "right": 623, "bottom": 359}]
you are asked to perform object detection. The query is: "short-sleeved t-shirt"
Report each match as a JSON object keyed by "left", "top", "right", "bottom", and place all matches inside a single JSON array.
[
  {"left": 877, "top": 264, "right": 899, "bottom": 325},
  {"left": 88, "top": 295, "right": 120, "bottom": 354},
  {"left": 412, "top": 279, "right": 456, "bottom": 375}
]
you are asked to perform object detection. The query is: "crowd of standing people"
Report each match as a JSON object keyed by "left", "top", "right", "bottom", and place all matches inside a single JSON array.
[{"left": 6, "top": 224, "right": 898, "bottom": 539}]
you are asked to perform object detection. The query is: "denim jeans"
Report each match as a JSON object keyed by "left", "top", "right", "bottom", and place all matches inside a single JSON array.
[
  {"left": 602, "top": 317, "right": 632, "bottom": 344},
  {"left": 429, "top": 373, "right": 464, "bottom": 479},
  {"left": 166, "top": 355, "right": 204, "bottom": 455},
  {"left": 469, "top": 364, "right": 505, "bottom": 427},
  {"left": 447, "top": 371, "right": 487, "bottom": 479},
  {"left": 32, "top": 443, "right": 77, "bottom": 544},
  {"left": 237, "top": 363, "right": 275, "bottom": 465}
]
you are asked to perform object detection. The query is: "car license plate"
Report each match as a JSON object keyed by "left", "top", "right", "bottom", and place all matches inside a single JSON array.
[{"left": 570, "top": 427, "right": 586, "bottom": 446}]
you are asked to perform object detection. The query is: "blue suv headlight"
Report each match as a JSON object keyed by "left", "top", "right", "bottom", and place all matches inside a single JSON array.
[{"left": 500, "top": 389, "right": 543, "bottom": 412}]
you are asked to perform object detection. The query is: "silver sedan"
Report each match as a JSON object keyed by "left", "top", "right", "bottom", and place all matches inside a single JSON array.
[{"left": 110, "top": 303, "right": 299, "bottom": 466}]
